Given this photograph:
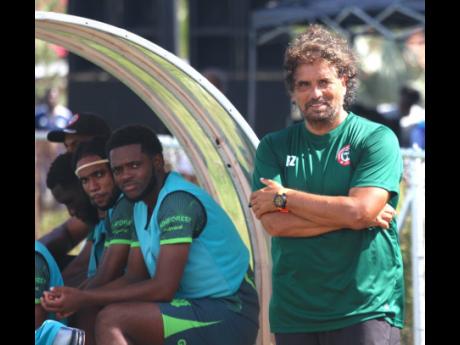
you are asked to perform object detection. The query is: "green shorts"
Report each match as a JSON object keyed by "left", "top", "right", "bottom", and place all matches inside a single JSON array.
[{"left": 159, "top": 272, "right": 259, "bottom": 345}]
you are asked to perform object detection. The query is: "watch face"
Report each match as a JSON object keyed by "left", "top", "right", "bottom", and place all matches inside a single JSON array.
[{"left": 274, "top": 194, "right": 285, "bottom": 208}]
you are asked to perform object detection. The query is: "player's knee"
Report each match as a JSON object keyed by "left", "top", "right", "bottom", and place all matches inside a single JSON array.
[{"left": 95, "top": 304, "right": 121, "bottom": 334}]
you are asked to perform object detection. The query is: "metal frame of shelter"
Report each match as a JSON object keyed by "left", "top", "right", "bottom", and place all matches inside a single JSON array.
[{"left": 35, "top": 11, "right": 272, "bottom": 345}]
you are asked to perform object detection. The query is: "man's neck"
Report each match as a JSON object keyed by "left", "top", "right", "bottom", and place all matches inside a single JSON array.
[
  {"left": 97, "top": 210, "right": 107, "bottom": 219},
  {"left": 143, "top": 173, "right": 167, "bottom": 216}
]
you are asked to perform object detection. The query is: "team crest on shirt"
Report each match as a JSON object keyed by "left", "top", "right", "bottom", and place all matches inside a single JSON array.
[{"left": 337, "top": 144, "right": 351, "bottom": 166}]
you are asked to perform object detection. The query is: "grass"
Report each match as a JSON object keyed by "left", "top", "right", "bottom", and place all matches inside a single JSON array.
[{"left": 38, "top": 206, "right": 69, "bottom": 239}]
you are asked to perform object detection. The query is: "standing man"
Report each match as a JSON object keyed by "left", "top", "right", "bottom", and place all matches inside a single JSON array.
[
  {"left": 250, "top": 25, "right": 404, "bottom": 345},
  {"left": 35, "top": 87, "right": 72, "bottom": 130},
  {"left": 42, "top": 125, "right": 259, "bottom": 345}
]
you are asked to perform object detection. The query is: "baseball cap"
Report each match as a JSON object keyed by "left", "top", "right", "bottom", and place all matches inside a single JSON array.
[{"left": 47, "top": 112, "right": 111, "bottom": 143}]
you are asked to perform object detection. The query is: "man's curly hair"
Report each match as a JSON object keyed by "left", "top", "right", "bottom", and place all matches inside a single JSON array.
[
  {"left": 284, "top": 24, "right": 359, "bottom": 109},
  {"left": 106, "top": 124, "right": 163, "bottom": 158},
  {"left": 46, "top": 152, "right": 79, "bottom": 190}
]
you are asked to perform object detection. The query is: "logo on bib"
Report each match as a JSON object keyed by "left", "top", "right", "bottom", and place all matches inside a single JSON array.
[{"left": 337, "top": 145, "right": 351, "bottom": 166}]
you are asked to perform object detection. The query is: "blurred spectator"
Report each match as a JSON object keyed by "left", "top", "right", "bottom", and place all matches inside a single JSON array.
[
  {"left": 35, "top": 87, "right": 72, "bottom": 130},
  {"left": 349, "top": 103, "right": 402, "bottom": 137},
  {"left": 398, "top": 86, "right": 425, "bottom": 148},
  {"left": 410, "top": 120, "right": 425, "bottom": 150},
  {"left": 375, "top": 102, "right": 401, "bottom": 139}
]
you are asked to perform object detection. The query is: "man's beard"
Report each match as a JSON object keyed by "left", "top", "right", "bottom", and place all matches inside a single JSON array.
[
  {"left": 301, "top": 99, "right": 337, "bottom": 126},
  {"left": 126, "top": 172, "right": 158, "bottom": 203},
  {"left": 94, "top": 188, "right": 121, "bottom": 211}
]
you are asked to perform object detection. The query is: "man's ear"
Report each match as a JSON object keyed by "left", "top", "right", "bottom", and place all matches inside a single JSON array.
[{"left": 153, "top": 154, "right": 164, "bottom": 170}]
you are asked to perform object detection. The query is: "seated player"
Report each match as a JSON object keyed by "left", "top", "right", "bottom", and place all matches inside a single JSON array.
[
  {"left": 39, "top": 113, "right": 111, "bottom": 275},
  {"left": 45, "top": 152, "right": 102, "bottom": 287},
  {"left": 42, "top": 125, "right": 260, "bottom": 345},
  {"left": 35, "top": 240, "right": 85, "bottom": 345}
]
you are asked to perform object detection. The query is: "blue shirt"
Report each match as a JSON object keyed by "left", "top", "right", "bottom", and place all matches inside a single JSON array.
[
  {"left": 87, "top": 220, "right": 107, "bottom": 277},
  {"left": 35, "top": 241, "right": 66, "bottom": 324},
  {"left": 133, "top": 172, "right": 249, "bottom": 298}
]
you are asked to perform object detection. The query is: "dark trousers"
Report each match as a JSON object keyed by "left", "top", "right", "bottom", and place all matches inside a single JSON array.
[{"left": 275, "top": 318, "right": 400, "bottom": 345}]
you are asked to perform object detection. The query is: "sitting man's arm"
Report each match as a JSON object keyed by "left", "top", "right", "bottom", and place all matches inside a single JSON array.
[
  {"left": 39, "top": 217, "right": 90, "bottom": 261},
  {"left": 61, "top": 240, "right": 93, "bottom": 288},
  {"left": 84, "top": 244, "right": 130, "bottom": 290},
  {"left": 96, "top": 244, "right": 151, "bottom": 291},
  {"left": 41, "top": 243, "right": 189, "bottom": 315},
  {"left": 83, "top": 229, "right": 150, "bottom": 294},
  {"left": 85, "top": 203, "right": 135, "bottom": 290},
  {"left": 41, "top": 191, "right": 201, "bottom": 315},
  {"left": 35, "top": 305, "right": 47, "bottom": 330},
  {"left": 35, "top": 251, "right": 50, "bottom": 329}
]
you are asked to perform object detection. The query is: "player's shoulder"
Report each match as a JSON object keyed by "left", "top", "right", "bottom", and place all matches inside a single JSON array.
[
  {"left": 347, "top": 112, "right": 397, "bottom": 142},
  {"left": 259, "top": 122, "right": 304, "bottom": 150},
  {"left": 112, "top": 194, "right": 135, "bottom": 213},
  {"left": 161, "top": 190, "right": 201, "bottom": 206}
]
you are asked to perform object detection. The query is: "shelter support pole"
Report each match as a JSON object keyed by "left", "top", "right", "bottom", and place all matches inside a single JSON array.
[
  {"left": 411, "top": 155, "right": 425, "bottom": 345},
  {"left": 248, "top": 28, "right": 257, "bottom": 130}
]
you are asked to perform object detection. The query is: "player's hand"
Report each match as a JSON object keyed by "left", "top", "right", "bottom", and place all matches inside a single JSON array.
[
  {"left": 56, "top": 311, "right": 76, "bottom": 319},
  {"left": 250, "top": 178, "right": 287, "bottom": 219},
  {"left": 41, "top": 286, "right": 85, "bottom": 316}
]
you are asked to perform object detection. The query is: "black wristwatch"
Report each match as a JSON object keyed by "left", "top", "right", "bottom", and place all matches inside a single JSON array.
[{"left": 273, "top": 192, "right": 288, "bottom": 212}]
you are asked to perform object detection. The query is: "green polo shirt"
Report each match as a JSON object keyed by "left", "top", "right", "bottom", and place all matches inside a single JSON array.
[{"left": 252, "top": 112, "right": 404, "bottom": 333}]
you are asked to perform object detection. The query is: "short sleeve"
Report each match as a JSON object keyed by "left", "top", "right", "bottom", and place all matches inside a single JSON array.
[
  {"left": 157, "top": 191, "right": 206, "bottom": 245},
  {"left": 350, "top": 126, "right": 403, "bottom": 205},
  {"left": 106, "top": 198, "right": 135, "bottom": 247},
  {"left": 252, "top": 135, "right": 284, "bottom": 191},
  {"left": 130, "top": 227, "right": 140, "bottom": 248},
  {"left": 35, "top": 253, "right": 50, "bottom": 304}
]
